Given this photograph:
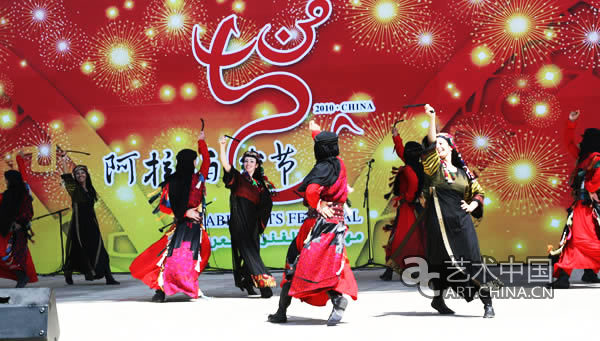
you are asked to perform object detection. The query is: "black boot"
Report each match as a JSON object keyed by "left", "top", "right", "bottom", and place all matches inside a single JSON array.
[
  {"left": 268, "top": 282, "right": 292, "bottom": 323},
  {"left": 152, "top": 290, "right": 166, "bottom": 302},
  {"left": 431, "top": 295, "right": 455, "bottom": 315},
  {"left": 64, "top": 270, "right": 73, "bottom": 285},
  {"left": 380, "top": 267, "right": 393, "bottom": 281},
  {"left": 243, "top": 280, "right": 258, "bottom": 296},
  {"left": 548, "top": 269, "right": 570, "bottom": 289},
  {"left": 327, "top": 291, "right": 348, "bottom": 326},
  {"left": 105, "top": 272, "right": 120, "bottom": 285},
  {"left": 483, "top": 304, "right": 495, "bottom": 318},
  {"left": 260, "top": 287, "right": 273, "bottom": 298},
  {"left": 15, "top": 270, "right": 29, "bottom": 288},
  {"left": 581, "top": 269, "right": 600, "bottom": 283}
]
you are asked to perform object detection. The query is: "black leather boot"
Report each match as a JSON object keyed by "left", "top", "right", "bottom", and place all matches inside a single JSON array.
[
  {"left": 152, "top": 290, "right": 166, "bottom": 302},
  {"left": 243, "top": 280, "right": 258, "bottom": 296},
  {"left": 483, "top": 304, "right": 495, "bottom": 318},
  {"left": 327, "top": 291, "right": 348, "bottom": 326},
  {"left": 105, "top": 272, "right": 120, "bottom": 285},
  {"left": 548, "top": 269, "right": 570, "bottom": 289},
  {"left": 15, "top": 270, "right": 29, "bottom": 288},
  {"left": 268, "top": 282, "right": 292, "bottom": 323},
  {"left": 260, "top": 287, "right": 273, "bottom": 298},
  {"left": 64, "top": 270, "right": 73, "bottom": 285},
  {"left": 431, "top": 295, "right": 455, "bottom": 315},
  {"left": 380, "top": 267, "right": 393, "bottom": 281},
  {"left": 581, "top": 269, "right": 600, "bottom": 283}
]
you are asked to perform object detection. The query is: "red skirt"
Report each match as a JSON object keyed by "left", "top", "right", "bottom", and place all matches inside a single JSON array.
[
  {"left": 129, "top": 227, "right": 211, "bottom": 298},
  {"left": 385, "top": 203, "right": 425, "bottom": 268},
  {"left": 554, "top": 202, "right": 600, "bottom": 276},
  {"left": 288, "top": 221, "right": 357, "bottom": 307},
  {"left": 0, "top": 232, "right": 38, "bottom": 283}
]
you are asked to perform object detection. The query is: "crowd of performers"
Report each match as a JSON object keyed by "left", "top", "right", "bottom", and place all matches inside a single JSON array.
[{"left": 1, "top": 104, "right": 599, "bottom": 324}]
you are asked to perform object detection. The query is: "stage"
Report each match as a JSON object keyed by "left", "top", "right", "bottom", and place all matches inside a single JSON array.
[{"left": 1, "top": 268, "right": 598, "bottom": 340}]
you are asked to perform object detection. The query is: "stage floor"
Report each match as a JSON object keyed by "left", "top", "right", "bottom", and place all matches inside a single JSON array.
[{"left": 1, "top": 268, "right": 598, "bottom": 340}]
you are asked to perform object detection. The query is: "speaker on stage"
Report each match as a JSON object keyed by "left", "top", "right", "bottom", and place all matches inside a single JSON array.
[{"left": 0, "top": 288, "right": 60, "bottom": 341}]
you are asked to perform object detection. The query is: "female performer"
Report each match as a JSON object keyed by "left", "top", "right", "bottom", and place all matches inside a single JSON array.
[
  {"left": 422, "top": 104, "right": 500, "bottom": 318},
  {"left": 219, "top": 136, "right": 276, "bottom": 298},
  {"left": 550, "top": 110, "right": 600, "bottom": 288},
  {"left": 130, "top": 131, "right": 212, "bottom": 302},
  {"left": 380, "top": 124, "right": 426, "bottom": 281},
  {"left": 267, "top": 121, "right": 357, "bottom": 326},
  {"left": 0, "top": 151, "right": 37, "bottom": 288},
  {"left": 59, "top": 152, "right": 119, "bottom": 285}
]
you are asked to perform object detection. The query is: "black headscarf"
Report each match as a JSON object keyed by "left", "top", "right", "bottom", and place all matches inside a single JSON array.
[
  {"left": 578, "top": 128, "right": 600, "bottom": 164},
  {"left": 299, "top": 131, "right": 341, "bottom": 192},
  {"left": 0, "top": 170, "right": 28, "bottom": 236},
  {"left": 168, "top": 149, "right": 197, "bottom": 220}
]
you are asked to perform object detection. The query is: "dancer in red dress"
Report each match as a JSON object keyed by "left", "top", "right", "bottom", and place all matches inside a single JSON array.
[
  {"left": 0, "top": 151, "right": 37, "bottom": 288},
  {"left": 130, "top": 131, "right": 211, "bottom": 301},
  {"left": 380, "top": 125, "right": 426, "bottom": 281},
  {"left": 550, "top": 110, "right": 600, "bottom": 288},
  {"left": 268, "top": 120, "right": 357, "bottom": 326}
]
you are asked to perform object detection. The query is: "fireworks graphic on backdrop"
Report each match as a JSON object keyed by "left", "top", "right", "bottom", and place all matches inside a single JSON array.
[
  {"left": 16, "top": 121, "right": 72, "bottom": 208},
  {"left": 39, "top": 21, "right": 88, "bottom": 71},
  {"left": 471, "top": 0, "right": 560, "bottom": 69},
  {"left": 144, "top": 0, "right": 208, "bottom": 56},
  {"left": 13, "top": 0, "right": 66, "bottom": 42},
  {"left": 266, "top": 8, "right": 308, "bottom": 50},
  {"left": 342, "top": 0, "right": 432, "bottom": 53},
  {"left": 88, "top": 20, "right": 157, "bottom": 104},
  {"left": 344, "top": 112, "right": 421, "bottom": 188},
  {"left": 0, "top": 73, "right": 14, "bottom": 105},
  {"left": 449, "top": 0, "right": 491, "bottom": 25},
  {"left": 399, "top": 11, "right": 456, "bottom": 70},
  {"left": 450, "top": 111, "right": 512, "bottom": 172},
  {"left": 522, "top": 91, "right": 560, "bottom": 128},
  {"left": 559, "top": 7, "right": 600, "bottom": 70},
  {"left": 500, "top": 73, "right": 538, "bottom": 96},
  {"left": 284, "top": 0, "right": 341, "bottom": 25},
  {"left": 481, "top": 130, "right": 569, "bottom": 216},
  {"left": 0, "top": 5, "right": 15, "bottom": 64}
]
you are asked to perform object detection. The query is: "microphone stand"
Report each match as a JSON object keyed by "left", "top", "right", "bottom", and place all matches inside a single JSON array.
[
  {"left": 355, "top": 159, "right": 385, "bottom": 268},
  {"left": 31, "top": 208, "right": 70, "bottom": 275}
]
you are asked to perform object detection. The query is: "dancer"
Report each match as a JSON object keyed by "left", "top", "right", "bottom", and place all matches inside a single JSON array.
[
  {"left": 380, "top": 123, "right": 426, "bottom": 281},
  {"left": 219, "top": 136, "right": 276, "bottom": 298},
  {"left": 422, "top": 104, "right": 500, "bottom": 318},
  {"left": 549, "top": 110, "right": 600, "bottom": 288},
  {"left": 268, "top": 120, "right": 357, "bottom": 326},
  {"left": 58, "top": 151, "right": 119, "bottom": 285},
  {"left": 0, "top": 151, "right": 37, "bottom": 288},
  {"left": 130, "top": 131, "right": 211, "bottom": 302}
]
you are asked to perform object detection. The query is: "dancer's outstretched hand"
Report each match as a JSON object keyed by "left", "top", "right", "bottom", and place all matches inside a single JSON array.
[
  {"left": 309, "top": 120, "right": 321, "bottom": 132},
  {"left": 460, "top": 200, "right": 478, "bottom": 213},
  {"left": 569, "top": 110, "right": 580, "bottom": 122},
  {"left": 425, "top": 104, "right": 435, "bottom": 118},
  {"left": 185, "top": 208, "right": 202, "bottom": 222},
  {"left": 198, "top": 131, "right": 205, "bottom": 140}
]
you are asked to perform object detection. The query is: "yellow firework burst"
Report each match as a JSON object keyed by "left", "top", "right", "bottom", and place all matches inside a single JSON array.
[
  {"left": 343, "top": 0, "right": 432, "bottom": 53},
  {"left": 0, "top": 73, "right": 14, "bottom": 105},
  {"left": 522, "top": 91, "right": 560, "bottom": 128},
  {"left": 343, "top": 112, "right": 422, "bottom": 181},
  {"left": 400, "top": 11, "right": 456, "bottom": 69},
  {"left": 0, "top": 5, "right": 15, "bottom": 64},
  {"left": 13, "top": 0, "right": 66, "bottom": 41},
  {"left": 471, "top": 0, "right": 560, "bottom": 69},
  {"left": 144, "top": 0, "right": 208, "bottom": 55},
  {"left": 450, "top": 111, "right": 511, "bottom": 172},
  {"left": 559, "top": 7, "right": 600, "bottom": 70},
  {"left": 481, "top": 130, "right": 569, "bottom": 216},
  {"left": 500, "top": 73, "right": 538, "bottom": 96},
  {"left": 89, "top": 20, "right": 157, "bottom": 103},
  {"left": 39, "top": 21, "right": 88, "bottom": 71},
  {"left": 16, "top": 120, "right": 73, "bottom": 208}
]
